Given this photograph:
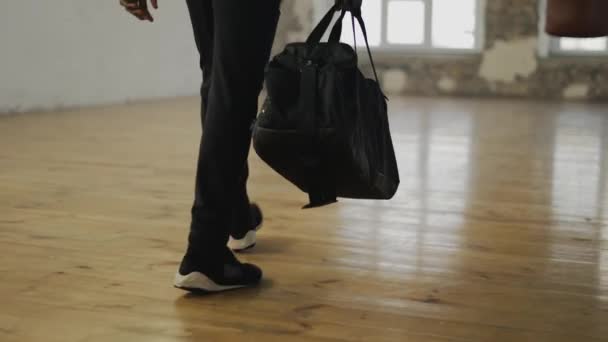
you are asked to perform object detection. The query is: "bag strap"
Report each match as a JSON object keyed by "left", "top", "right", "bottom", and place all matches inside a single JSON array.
[
  {"left": 326, "top": 8, "right": 348, "bottom": 43},
  {"left": 321, "top": 5, "right": 383, "bottom": 92},
  {"left": 353, "top": 12, "right": 382, "bottom": 90},
  {"left": 306, "top": 4, "right": 340, "bottom": 45},
  {"left": 327, "top": 0, "right": 360, "bottom": 44},
  {"left": 306, "top": 0, "right": 362, "bottom": 45}
]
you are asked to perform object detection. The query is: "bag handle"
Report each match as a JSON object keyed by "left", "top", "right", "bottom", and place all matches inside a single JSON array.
[
  {"left": 306, "top": 0, "right": 362, "bottom": 45},
  {"left": 353, "top": 11, "right": 382, "bottom": 89},
  {"left": 305, "top": 1, "right": 384, "bottom": 94},
  {"left": 327, "top": 0, "right": 361, "bottom": 44},
  {"left": 328, "top": 8, "right": 383, "bottom": 93},
  {"left": 305, "top": 4, "right": 341, "bottom": 45}
]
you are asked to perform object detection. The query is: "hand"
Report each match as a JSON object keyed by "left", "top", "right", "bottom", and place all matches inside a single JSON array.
[{"left": 120, "top": 0, "right": 158, "bottom": 22}]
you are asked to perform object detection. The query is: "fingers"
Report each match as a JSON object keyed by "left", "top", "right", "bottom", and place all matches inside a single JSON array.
[
  {"left": 126, "top": 8, "right": 153, "bottom": 21},
  {"left": 120, "top": 0, "right": 154, "bottom": 22},
  {"left": 151, "top": 0, "right": 158, "bottom": 9},
  {"left": 139, "top": 9, "right": 154, "bottom": 21},
  {"left": 120, "top": 0, "right": 138, "bottom": 9},
  {"left": 137, "top": 10, "right": 152, "bottom": 21}
]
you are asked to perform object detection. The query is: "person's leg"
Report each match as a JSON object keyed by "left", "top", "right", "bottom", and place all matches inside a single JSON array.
[
  {"left": 185, "top": 0, "right": 213, "bottom": 122},
  {"left": 176, "top": 0, "right": 281, "bottom": 292},
  {"left": 186, "top": 0, "right": 256, "bottom": 245}
]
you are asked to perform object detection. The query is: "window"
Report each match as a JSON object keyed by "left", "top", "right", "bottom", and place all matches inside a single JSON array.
[
  {"left": 550, "top": 37, "right": 608, "bottom": 55},
  {"left": 319, "top": 0, "right": 484, "bottom": 53}
]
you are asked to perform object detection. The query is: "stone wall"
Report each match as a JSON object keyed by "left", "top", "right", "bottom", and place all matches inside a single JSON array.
[{"left": 275, "top": 0, "right": 608, "bottom": 101}]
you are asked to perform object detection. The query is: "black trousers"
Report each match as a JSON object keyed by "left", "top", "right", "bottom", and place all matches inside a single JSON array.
[{"left": 185, "top": 0, "right": 281, "bottom": 255}]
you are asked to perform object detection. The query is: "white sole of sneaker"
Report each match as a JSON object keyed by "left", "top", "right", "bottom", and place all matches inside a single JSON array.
[
  {"left": 174, "top": 272, "right": 245, "bottom": 292},
  {"left": 228, "top": 219, "right": 263, "bottom": 251},
  {"left": 227, "top": 230, "right": 257, "bottom": 251}
]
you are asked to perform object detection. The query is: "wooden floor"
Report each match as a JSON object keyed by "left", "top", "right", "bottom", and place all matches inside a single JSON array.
[{"left": 1, "top": 96, "right": 607, "bottom": 341}]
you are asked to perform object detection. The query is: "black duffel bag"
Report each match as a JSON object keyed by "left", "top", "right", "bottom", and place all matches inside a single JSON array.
[{"left": 252, "top": 0, "right": 399, "bottom": 208}]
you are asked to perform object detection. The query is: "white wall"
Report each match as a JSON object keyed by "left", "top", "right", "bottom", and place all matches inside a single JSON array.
[{"left": 0, "top": 1, "right": 200, "bottom": 113}]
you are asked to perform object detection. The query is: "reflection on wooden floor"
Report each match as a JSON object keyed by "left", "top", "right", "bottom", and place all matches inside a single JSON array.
[{"left": 1, "top": 96, "right": 607, "bottom": 341}]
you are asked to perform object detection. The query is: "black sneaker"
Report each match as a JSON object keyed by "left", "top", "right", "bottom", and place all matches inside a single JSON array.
[
  {"left": 174, "top": 247, "right": 262, "bottom": 293},
  {"left": 228, "top": 203, "right": 263, "bottom": 252}
]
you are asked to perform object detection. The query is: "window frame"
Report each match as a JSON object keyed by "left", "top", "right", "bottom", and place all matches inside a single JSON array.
[{"left": 314, "top": 0, "right": 486, "bottom": 55}]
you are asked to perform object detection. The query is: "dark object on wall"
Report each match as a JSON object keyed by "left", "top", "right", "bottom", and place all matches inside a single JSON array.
[
  {"left": 546, "top": 0, "right": 608, "bottom": 37},
  {"left": 252, "top": 1, "right": 400, "bottom": 208}
]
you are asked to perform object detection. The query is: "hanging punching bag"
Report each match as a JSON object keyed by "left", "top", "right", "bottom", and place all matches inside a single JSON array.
[{"left": 546, "top": 0, "right": 608, "bottom": 37}]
